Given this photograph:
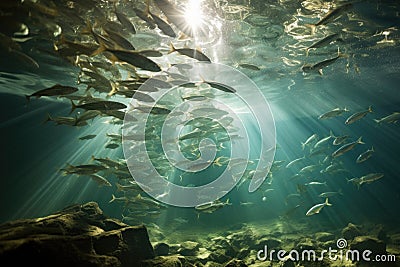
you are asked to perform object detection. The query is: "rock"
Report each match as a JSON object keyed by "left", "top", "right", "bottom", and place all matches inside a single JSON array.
[
  {"left": 295, "top": 238, "right": 315, "bottom": 251},
  {"left": 154, "top": 242, "right": 170, "bottom": 256},
  {"left": 342, "top": 223, "right": 362, "bottom": 240},
  {"left": 314, "top": 232, "right": 335, "bottom": 243},
  {"left": 203, "top": 261, "right": 223, "bottom": 267},
  {"left": 224, "top": 258, "right": 247, "bottom": 267},
  {"left": 251, "top": 237, "right": 281, "bottom": 250},
  {"left": 142, "top": 255, "right": 194, "bottom": 267},
  {"left": 350, "top": 236, "right": 387, "bottom": 260},
  {"left": 0, "top": 202, "right": 154, "bottom": 267},
  {"left": 280, "top": 259, "right": 296, "bottom": 267},
  {"left": 209, "top": 249, "right": 232, "bottom": 263},
  {"left": 178, "top": 241, "right": 200, "bottom": 256}
]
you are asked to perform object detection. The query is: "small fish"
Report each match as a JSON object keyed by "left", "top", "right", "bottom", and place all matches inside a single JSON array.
[
  {"left": 26, "top": 84, "right": 78, "bottom": 101},
  {"left": 238, "top": 63, "right": 260, "bottom": 71},
  {"left": 306, "top": 33, "right": 343, "bottom": 55},
  {"left": 332, "top": 134, "right": 349, "bottom": 146},
  {"left": 319, "top": 190, "right": 343, "bottom": 198},
  {"left": 314, "top": 134, "right": 332, "bottom": 149},
  {"left": 202, "top": 80, "right": 236, "bottom": 93},
  {"left": 105, "top": 143, "right": 119, "bottom": 149},
  {"left": 115, "top": 5, "right": 136, "bottom": 34},
  {"left": 332, "top": 137, "right": 364, "bottom": 158},
  {"left": 359, "top": 173, "right": 384, "bottom": 186},
  {"left": 61, "top": 163, "right": 107, "bottom": 175},
  {"left": 302, "top": 133, "right": 318, "bottom": 150},
  {"left": 240, "top": 201, "right": 255, "bottom": 206},
  {"left": 305, "top": 181, "right": 327, "bottom": 186},
  {"left": 79, "top": 134, "right": 97, "bottom": 140},
  {"left": 374, "top": 112, "right": 400, "bottom": 124},
  {"left": 102, "top": 27, "right": 136, "bottom": 51},
  {"left": 345, "top": 106, "right": 373, "bottom": 125},
  {"left": 169, "top": 43, "right": 211, "bottom": 62},
  {"left": 286, "top": 156, "right": 305, "bottom": 168},
  {"left": 132, "top": 8, "right": 156, "bottom": 29},
  {"left": 306, "top": 3, "right": 353, "bottom": 33},
  {"left": 306, "top": 198, "right": 332, "bottom": 216},
  {"left": 318, "top": 108, "right": 349, "bottom": 119},
  {"left": 356, "top": 147, "right": 374, "bottom": 163},
  {"left": 89, "top": 174, "right": 112, "bottom": 187},
  {"left": 45, "top": 114, "right": 80, "bottom": 126},
  {"left": 302, "top": 53, "right": 346, "bottom": 75},
  {"left": 92, "top": 42, "right": 161, "bottom": 72},
  {"left": 299, "top": 164, "right": 318, "bottom": 174},
  {"left": 149, "top": 11, "right": 176, "bottom": 37},
  {"left": 195, "top": 199, "right": 231, "bottom": 215},
  {"left": 348, "top": 173, "right": 384, "bottom": 189},
  {"left": 70, "top": 100, "right": 127, "bottom": 113}
]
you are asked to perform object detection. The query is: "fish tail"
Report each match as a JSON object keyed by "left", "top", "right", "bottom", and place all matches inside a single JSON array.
[
  {"left": 344, "top": 107, "right": 349, "bottom": 112},
  {"left": 325, "top": 198, "right": 332, "bottom": 206},
  {"left": 305, "top": 24, "right": 316, "bottom": 34},
  {"left": 168, "top": 42, "right": 176, "bottom": 54},
  {"left": 81, "top": 20, "right": 93, "bottom": 35},
  {"left": 109, "top": 194, "right": 116, "bottom": 203},
  {"left": 70, "top": 100, "right": 77, "bottom": 114},
  {"left": 357, "top": 136, "right": 365, "bottom": 145},
  {"left": 44, "top": 113, "right": 52, "bottom": 124},
  {"left": 107, "top": 81, "right": 117, "bottom": 97},
  {"left": 91, "top": 39, "right": 107, "bottom": 57},
  {"left": 329, "top": 130, "right": 336, "bottom": 138}
]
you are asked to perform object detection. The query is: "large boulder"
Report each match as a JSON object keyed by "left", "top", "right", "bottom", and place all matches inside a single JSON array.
[
  {"left": 0, "top": 202, "right": 154, "bottom": 267},
  {"left": 342, "top": 223, "right": 362, "bottom": 241}
]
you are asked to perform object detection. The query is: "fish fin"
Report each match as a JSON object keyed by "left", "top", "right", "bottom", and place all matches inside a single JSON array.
[
  {"left": 107, "top": 81, "right": 117, "bottom": 96},
  {"left": 43, "top": 113, "right": 53, "bottom": 124},
  {"left": 168, "top": 42, "right": 176, "bottom": 54},
  {"left": 81, "top": 20, "right": 93, "bottom": 35},
  {"left": 368, "top": 106, "right": 373, "bottom": 113},
  {"left": 305, "top": 48, "right": 309, "bottom": 57},
  {"left": 305, "top": 24, "right": 316, "bottom": 34},
  {"left": 344, "top": 107, "right": 349, "bottom": 112},
  {"left": 325, "top": 198, "right": 332, "bottom": 206},
  {"left": 301, "top": 142, "right": 305, "bottom": 150},
  {"left": 318, "top": 69, "right": 323, "bottom": 75},
  {"left": 70, "top": 100, "right": 77, "bottom": 114},
  {"left": 357, "top": 136, "right": 365, "bottom": 145},
  {"left": 373, "top": 119, "right": 380, "bottom": 124},
  {"left": 109, "top": 194, "right": 116, "bottom": 203},
  {"left": 329, "top": 130, "right": 335, "bottom": 138},
  {"left": 91, "top": 40, "right": 107, "bottom": 57},
  {"left": 226, "top": 198, "right": 231, "bottom": 205},
  {"left": 371, "top": 146, "right": 374, "bottom": 152}
]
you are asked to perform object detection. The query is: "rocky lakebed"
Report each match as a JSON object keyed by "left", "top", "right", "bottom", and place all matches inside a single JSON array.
[{"left": 0, "top": 202, "right": 399, "bottom": 267}]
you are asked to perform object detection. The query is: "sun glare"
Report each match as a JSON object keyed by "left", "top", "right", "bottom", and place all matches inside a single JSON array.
[{"left": 184, "top": 0, "right": 204, "bottom": 30}]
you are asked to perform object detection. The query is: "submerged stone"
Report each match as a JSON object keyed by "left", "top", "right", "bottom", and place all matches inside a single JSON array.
[{"left": 0, "top": 202, "right": 154, "bottom": 267}]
